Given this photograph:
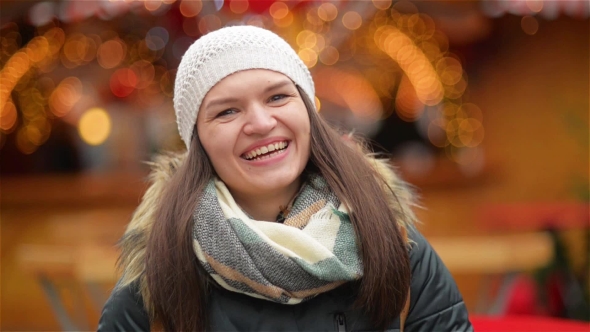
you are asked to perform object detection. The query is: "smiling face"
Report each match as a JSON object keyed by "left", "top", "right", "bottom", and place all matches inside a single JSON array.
[{"left": 196, "top": 69, "right": 311, "bottom": 205}]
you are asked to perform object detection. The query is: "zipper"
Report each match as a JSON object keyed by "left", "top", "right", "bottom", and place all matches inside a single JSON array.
[{"left": 334, "top": 313, "right": 347, "bottom": 332}]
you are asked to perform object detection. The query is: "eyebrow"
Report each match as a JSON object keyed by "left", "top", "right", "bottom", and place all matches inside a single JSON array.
[{"left": 203, "top": 79, "right": 294, "bottom": 111}]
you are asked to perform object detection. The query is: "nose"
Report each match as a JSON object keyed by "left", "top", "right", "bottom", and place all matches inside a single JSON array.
[{"left": 243, "top": 104, "right": 277, "bottom": 135}]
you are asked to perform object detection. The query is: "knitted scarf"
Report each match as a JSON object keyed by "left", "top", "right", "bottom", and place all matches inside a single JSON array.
[{"left": 192, "top": 174, "right": 363, "bottom": 304}]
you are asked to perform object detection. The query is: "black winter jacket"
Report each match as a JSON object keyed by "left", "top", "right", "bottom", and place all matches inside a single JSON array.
[{"left": 98, "top": 228, "right": 472, "bottom": 331}]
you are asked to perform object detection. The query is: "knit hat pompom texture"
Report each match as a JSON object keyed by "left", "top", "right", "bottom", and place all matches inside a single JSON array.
[{"left": 173, "top": 25, "right": 316, "bottom": 149}]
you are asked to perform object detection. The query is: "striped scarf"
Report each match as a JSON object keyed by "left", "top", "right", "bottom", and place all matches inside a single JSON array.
[{"left": 192, "top": 174, "right": 363, "bottom": 304}]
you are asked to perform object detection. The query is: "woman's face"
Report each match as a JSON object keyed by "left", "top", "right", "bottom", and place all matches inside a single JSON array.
[{"left": 196, "top": 69, "right": 311, "bottom": 199}]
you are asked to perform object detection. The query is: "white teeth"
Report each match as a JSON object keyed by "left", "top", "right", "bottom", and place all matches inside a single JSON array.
[{"left": 244, "top": 141, "right": 289, "bottom": 160}]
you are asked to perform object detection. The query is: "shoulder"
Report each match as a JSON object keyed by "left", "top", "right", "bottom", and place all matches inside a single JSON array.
[
  {"left": 98, "top": 281, "right": 150, "bottom": 332},
  {"left": 116, "top": 151, "right": 188, "bottom": 311},
  {"left": 366, "top": 156, "right": 420, "bottom": 242},
  {"left": 405, "top": 227, "right": 474, "bottom": 331}
]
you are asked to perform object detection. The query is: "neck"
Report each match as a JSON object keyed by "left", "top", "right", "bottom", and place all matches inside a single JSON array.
[{"left": 232, "top": 180, "right": 301, "bottom": 222}]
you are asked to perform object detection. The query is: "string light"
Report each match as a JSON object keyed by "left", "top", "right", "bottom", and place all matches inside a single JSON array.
[
  {"left": 0, "top": 28, "right": 65, "bottom": 117},
  {"left": 314, "top": 96, "right": 321, "bottom": 112},
  {"left": 144, "top": 0, "right": 163, "bottom": 12},
  {"left": 179, "top": 0, "right": 202, "bottom": 17},
  {"left": 298, "top": 48, "right": 318, "bottom": 68},
  {"left": 296, "top": 30, "right": 317, "bottom": 49},
  {"left": 0, "top": 0, "right": 484, "bottom": 162},
  {"left": 229, "top": 0, "right": 248, "bottom": 14},
  {"left": 273, "top": 11, "right": 294, "bottom": 28},
  {"left": 342, "top": 11, "right": 363, "bottom": 30},
  {"left": 372, "top": 0, "right": 392, "bottom": 11},
  {"left": 49, "top": 76, "right": 82, "bottom": 117},
  {"left": 521, "top": 16, "right": 539, "bottom": 35},
  {"left": 269, "top": 2, "right": 289, "bottom": 20},
  {"left": 317, "top": 3, "right": 338, "bottom": 22},
  {"left": 315, "top": 67, "right": 383, "bottom": 121},
  {"left": 368, "top": 9, "right": 482, "bottom": 151},
  {"left": 199, "top": 15, "right": 222, "bottom": 34},
  {"left": 110, "top": 68, "right": 137, "bottom": 98},
  {"left": 320, "top": 46, "right": 340, "bottom": 66},
  {"left": 16, "top": 126, "right": 37, "bottom": 154},
  {"left": 0, "top": 99, "right": 18, "bottom": 131},
  {"left": 376, "top": 26, "right": 444, "bottom": 106},
  {"left": 78, "top": 107, "right": 112, "bottom": 146},
  {"left": 160, "top": 70, "right": 175, "bottom": 97},
  {"left": 97, "top": 38, "right": 126, "bottom": 68},
  {"left": 525, "top": 0, "right": 544, "bottom": 13},
  {"left": 130, "top": 60, "right": 156, "bottom": 89}
]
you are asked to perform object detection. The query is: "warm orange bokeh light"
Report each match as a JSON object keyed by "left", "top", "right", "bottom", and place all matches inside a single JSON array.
[
  {"left": 229, "top": 0, "right": 249, "bottom": 14},
  {"left": 97, "top": 39, "right": 125, "bottom": 69},
  {"left": 16, "top": 126, "right": 37, "bottom": 154},
  {"left": 342, "top": 11, "right": 362, "bottom": 30},
  {"left": 110, "top": 68, "right": 137, "bottom": 98},
  {"left": 179, "top": 0, "right": 202, "bottom": 18},
  {"left": 130, "top": 60, "right": 155, "bottom": 89},
  {"left": 78, "top": 107, "right": 112, "bottom": 146},
  {"left": 273, "top": 11, "right": 294, "bottom": 27},
  {"left": 521, "top": 16, "right": 539, "bottom": 35},
  {"left": 296, "top": 30, "right": 317, "bottom": 49},
  {"left": 269, "top": 2, "right": 289, "bottom": 20},
  {"left": 376, "top": 26, "right": 444, "bottom": 106},
  {"left": 396, "top": 75, "right": 424, "bottom": 122},
  {"left": 144, "top": 0, "right": 163, "bottom": 11},
  {"left": 0, "top": 100, "right": 18, "bottom": 131},
  {"left": 319, "top": 46, "right": 339, "bottom": 66},
  {"left": 317, "top": 3, "right": 338, "bottom": 22},
  {"left": 199, "top": 15, "right": 222, "bottom": 35},
  {"left": 372, "top": 0, "right": 392, "bottom": 10},
  {"left": 298, "top": 48, "right": 318, "bottom": 68},
  {"left": 49, "top": 77, "right": 83, "bottom": 117}
]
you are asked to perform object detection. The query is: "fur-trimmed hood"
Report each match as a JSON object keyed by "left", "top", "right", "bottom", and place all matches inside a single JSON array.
[{"left": 116, "top": 151, "right": 418, "bottom": 314}]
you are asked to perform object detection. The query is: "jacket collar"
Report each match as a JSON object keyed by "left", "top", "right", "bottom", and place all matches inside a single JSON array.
[{"left": 116, "top": 151, "right": 418, "bottom": 314}]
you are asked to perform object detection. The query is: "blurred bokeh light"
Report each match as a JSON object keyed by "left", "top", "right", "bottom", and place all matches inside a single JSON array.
[{"left": 0, "top": 0, "right": 588, "bottom": 331}]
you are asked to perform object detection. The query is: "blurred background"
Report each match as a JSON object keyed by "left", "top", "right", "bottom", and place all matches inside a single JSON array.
[{"left": 1, "top": 0, "right": 588, "bottom": 330}]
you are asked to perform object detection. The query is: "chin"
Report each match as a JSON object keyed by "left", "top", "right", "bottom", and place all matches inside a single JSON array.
[
  {"left": 249, "top": 172, "right": 301, "bottom": 194},
  {"left": 254, "top": 177, "right": 298, "bottom": 192}
]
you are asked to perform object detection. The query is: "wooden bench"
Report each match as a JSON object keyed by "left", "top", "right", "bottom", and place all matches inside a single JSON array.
[
  {"left": 429, "top": 232, "right": 554, "bottom": 274},
  {"left": 14, "top": 208, "right": 128, "bottom": 330},
  {"left": 17, "top": 243, "right": 120, "bottom": 330},
  {"left": 429, "top": 232, "right": 554, "bottom": 314}
]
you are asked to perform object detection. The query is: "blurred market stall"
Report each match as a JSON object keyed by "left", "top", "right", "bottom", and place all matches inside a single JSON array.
[{"left": 1, "top": 0, "right": 588, "bottom": 330}]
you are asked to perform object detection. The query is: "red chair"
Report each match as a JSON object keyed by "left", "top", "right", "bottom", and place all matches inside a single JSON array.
[
  {"left": 471, "top": 315, "right": 590, "bottom": 331},
  {"left": 478, "top": 202, "right": 590, "bottom": 318}
]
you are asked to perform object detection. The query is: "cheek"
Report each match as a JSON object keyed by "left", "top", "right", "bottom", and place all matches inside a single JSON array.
[
  {"left": 198, "top": 130, "right": 221, "bottom": 165},
  {"left": 298, "top": 116, "right": 311, "bottom": 155},
  {"left": 302, "top": 116, "right": 311, "bottom": 139},
  {"left": 292, "top": 105, "right": 311, "bottom": 133},
  {"left": 201, "top": 140, "right": 228, "bottom": 179}
]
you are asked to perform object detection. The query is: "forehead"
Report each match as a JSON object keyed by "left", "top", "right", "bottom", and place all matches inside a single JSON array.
[{"left": 208, "top": 69, "right": 293, "bottom": 94}]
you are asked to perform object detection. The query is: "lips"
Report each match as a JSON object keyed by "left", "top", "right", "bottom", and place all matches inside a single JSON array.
[{"left": 242, "top": 140, "right": 289, "bottom": 161}]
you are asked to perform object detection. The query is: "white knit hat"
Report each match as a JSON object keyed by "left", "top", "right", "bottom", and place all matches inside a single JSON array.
[{"left": 173, "top": 25, "right": 316, "bottom": 149}]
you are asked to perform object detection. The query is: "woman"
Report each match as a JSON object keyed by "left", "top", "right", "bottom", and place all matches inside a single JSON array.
[{"left": 99, "top": 26, "right": 472, "bottom": 331}]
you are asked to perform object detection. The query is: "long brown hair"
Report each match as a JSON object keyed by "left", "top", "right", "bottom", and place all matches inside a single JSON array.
[{"left": 145, "top": 86, "right": 411, "bottom": 331}]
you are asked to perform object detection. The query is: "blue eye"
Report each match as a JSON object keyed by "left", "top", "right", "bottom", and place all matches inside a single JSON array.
[
  {"left": 269, "top": 94, "right": 288, "bottom": 102},
  {"left": 216, "top": 109, "right": 237, "bottom": 118}
]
